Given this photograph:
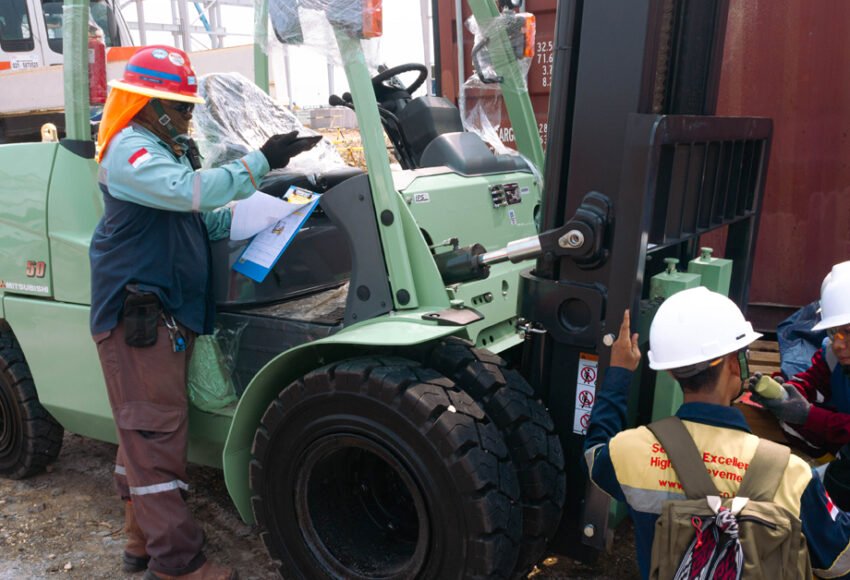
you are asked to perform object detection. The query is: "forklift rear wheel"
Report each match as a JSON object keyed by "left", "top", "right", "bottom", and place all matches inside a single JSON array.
[
  {"left": 250, "top": 356, "right": 522, "bottom": 579},
  {"left": 419, "top": 338, "right": 567, "bottom": 575},
  {"left": 0, "top": 334, "right": 63, "bottom": 479}
]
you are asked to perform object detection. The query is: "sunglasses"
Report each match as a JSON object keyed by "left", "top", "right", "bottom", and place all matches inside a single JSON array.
[
  {"left": 168, "top": 102, "right": 195, "bottom": 114},
  {"left": 828, "top": 327, "right": 850, "bottom": 342}
]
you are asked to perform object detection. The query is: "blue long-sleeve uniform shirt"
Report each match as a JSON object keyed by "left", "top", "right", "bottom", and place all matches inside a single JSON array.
[
  {"left": 90, "top": 123, "right": 269, "bottom": 334},
  {"left": 584, "top": 366, "right": 850, "bottom": 579}
]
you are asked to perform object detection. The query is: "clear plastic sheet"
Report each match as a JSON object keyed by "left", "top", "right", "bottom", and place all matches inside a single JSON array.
[
  {"left": 461, "top": 12, "right": 535, "bottom": 155},
  {"left": 259, "top": 0, "right": 383, "bottom": 70},
  {"left": 193, "top": 72, "right": 346, "bottom": 173},
  {"left": 187, "top": 323, "right": 248, "bottom": 412}
]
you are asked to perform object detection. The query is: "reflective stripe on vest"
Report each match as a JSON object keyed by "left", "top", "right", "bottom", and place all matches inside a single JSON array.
[{"left": 608, "top": 422, "right": 811, "bottom": 516}]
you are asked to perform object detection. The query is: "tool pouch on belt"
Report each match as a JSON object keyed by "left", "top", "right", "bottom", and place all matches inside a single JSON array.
[{"left": 123, "top": 285, "right": 162, "bottom": 347}]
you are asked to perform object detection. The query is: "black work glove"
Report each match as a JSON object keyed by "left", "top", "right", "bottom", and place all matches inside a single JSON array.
[
  {"left": 751, "top": 383, "right": 812, "bottom": 425},
  {"left": 260, "top": 131, "right": 322, "bottom": 170}
]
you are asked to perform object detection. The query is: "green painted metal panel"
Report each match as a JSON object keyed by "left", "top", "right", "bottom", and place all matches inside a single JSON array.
[
  {"left": 335, "top": 32, "right": 419, "bottom": 310},
  {"left": 48, "top": 147, "right": 102, "bottom": 304},
  {"left": 398, "top": 169, "right": 540, "bottom": 351},
  {"left": 222, "top": 317, "right": 462, "bottom": 522},
  {"left": 3, "top": 297, "right": 238, "bottom": 468},
  {"left": 4, "top": 297, "right": 114, "bottom": 442},
  {"left": 0, "top": 143, "right": 57, "bottom": 299},
  {"left": 649, "top": 258, "right": 701, "bottom": 300},
  {"left": 447, "top": 263, "right": 526, "bottom": 352},
  {"left": 688, "top": 247, "right": 733, "bottom": 296},
  {"left": 400, "top": 170, "right": 539, "bottom": 252}
]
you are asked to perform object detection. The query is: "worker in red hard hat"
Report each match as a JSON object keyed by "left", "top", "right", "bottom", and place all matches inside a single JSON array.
[{"left": 90, "top": 45, "right": 319, "bottom": 580}]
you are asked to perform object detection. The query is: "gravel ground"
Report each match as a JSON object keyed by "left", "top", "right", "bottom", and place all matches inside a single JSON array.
[{"left": 0, "top": 433, "right": 638, "bottom": 579}]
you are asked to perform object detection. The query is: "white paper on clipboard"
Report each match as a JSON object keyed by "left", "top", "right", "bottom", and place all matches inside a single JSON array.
[
  {"left": 232, "top": 187, "right": 320, "bottom": 282},
  {"left": 230, "top": 192, "right": 303, "bottom": 241}
]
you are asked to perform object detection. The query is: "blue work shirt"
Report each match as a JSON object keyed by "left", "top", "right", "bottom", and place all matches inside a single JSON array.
[
  {"left": 90, "top": 123, "right": 269, "bottom": 335},
  {"left": 584, "top": 367, "right": 850, "bottom": 579}
]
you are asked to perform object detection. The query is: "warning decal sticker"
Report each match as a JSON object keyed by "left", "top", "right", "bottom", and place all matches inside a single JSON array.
[{"left": 573, "top": 352, "right": 599, "bottom": 435}]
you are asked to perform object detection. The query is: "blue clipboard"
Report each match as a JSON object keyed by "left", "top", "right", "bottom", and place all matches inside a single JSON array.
[{"left": 232, "top": 187, "right": 320, "bottom": 283}]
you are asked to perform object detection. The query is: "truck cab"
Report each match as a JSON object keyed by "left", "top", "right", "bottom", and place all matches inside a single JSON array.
[{"left": 0, "top": 0, "right": 131, "bottom": 71}]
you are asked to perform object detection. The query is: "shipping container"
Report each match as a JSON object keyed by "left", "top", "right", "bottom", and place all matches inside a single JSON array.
[{"left": 434, "top": 0, "right": 850, "bottom": 328}]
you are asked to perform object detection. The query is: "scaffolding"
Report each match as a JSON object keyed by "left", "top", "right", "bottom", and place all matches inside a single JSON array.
[{"left": 121, "top": 0, "right": 255, "bottom": 51}]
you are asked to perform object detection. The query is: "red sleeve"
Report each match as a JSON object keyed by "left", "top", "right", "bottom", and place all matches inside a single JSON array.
[
  {"left": 788, "top": 349, "right": 833, "bottom": 403},
  {"left": 789, "top": 348, "right": 850, "bottom": 448},
  {"left": 802, "top": 405, "right": 850, "bottom": 449}
]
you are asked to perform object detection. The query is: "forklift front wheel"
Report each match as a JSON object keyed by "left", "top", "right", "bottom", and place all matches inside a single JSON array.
[
  {"left": 249, "top": 356, "right": 522, "bottom": 579},
  {"left": 416, "top": 338, "right": 567, "bottom": 575},
  {"left": 0, "top": 334, "right": 63, "bottom": 479}
]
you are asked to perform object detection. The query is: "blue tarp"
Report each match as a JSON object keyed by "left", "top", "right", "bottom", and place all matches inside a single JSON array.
[{"left": 777, "top": 300, "right": 827, "bottom": 378}]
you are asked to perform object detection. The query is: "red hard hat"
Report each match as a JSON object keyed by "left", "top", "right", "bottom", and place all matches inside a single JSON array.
[{"left": 109, "top": 45, "right": 204, "bottom": 104}]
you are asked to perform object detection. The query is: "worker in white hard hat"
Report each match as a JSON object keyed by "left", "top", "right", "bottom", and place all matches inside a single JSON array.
[
  {"left": 583, "top": 287, "right": 850, "bottom": 579},
  {"left": 752, "top": 261, "right": 850, "bottom": 515},
  {"left": 754, "top": 261, "right": 850, "bottom": 452}
]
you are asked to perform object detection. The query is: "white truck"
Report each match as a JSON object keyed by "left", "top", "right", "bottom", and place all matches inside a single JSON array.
[{"left": 0, "top": 0, "right": 256, "bottom": 142}]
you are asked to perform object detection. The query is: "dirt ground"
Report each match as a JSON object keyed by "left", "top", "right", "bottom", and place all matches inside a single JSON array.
[{"left": 0, "top": 432, "right": 639, "bottom": 579}]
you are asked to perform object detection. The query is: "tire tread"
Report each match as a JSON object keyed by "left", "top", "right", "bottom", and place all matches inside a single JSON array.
[{"left": 250, "top": 356, "right": 522, "bottom": 579}]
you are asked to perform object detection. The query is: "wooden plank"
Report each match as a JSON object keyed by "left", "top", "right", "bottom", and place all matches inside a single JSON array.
[
  {"left": 749, "top": 350, "right": 780, "bottom": 364},
  {"left": 751, "top": 340, "right": 780, "bottom": 352}
]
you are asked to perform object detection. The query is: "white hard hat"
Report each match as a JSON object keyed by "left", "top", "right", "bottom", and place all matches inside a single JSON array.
[
  {"left": 812, "top": 261, "right": 850, "bottom": 331},
  {"left": 648, "top": 287, "right": 762, "bottom": 371}
]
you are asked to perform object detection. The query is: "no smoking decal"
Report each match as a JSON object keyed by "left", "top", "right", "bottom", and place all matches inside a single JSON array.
[{"left": 573, "top": 353, "right": 599, "bottom": 435}]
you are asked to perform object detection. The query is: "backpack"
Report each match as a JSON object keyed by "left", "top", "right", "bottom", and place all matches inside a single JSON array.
[{"left": 647, "top": 417, "right": 812, "bottom": 580}]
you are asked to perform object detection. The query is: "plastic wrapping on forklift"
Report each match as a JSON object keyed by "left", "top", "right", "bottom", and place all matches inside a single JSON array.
[
  {"left": 462, "top": 13, "right": 535, "bottom": 155},
  {"left": 257, "top": 0, "right": 384, "bottom": 71},
  {"left": 267, "top": 0, "right": 382, "bottom": 47},
  {"left": 187, "top": 322, "right": 248, "bottom": 412},
  {"left": 193, "top": 72, "right": 346, "bottom": 173},
  {"left": 64, "top": 4, "right": 87, "bottom": 84}
]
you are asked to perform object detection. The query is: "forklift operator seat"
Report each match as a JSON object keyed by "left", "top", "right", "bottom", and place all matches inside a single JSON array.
[{"left": 396, "top": 95, "right": 465, "bottom": 166}]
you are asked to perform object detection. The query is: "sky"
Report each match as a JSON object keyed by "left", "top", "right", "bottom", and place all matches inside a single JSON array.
[{"left": 118, "top": 1, "right": 433, "bottom": 106}]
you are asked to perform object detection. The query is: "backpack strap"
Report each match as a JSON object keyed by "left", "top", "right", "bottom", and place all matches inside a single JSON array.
[
  {"left": 647, "top": 416, "right": 719, "bottom": 499},
  {"left": 736, "top": 438, "right": 790, "bottom": 501}
]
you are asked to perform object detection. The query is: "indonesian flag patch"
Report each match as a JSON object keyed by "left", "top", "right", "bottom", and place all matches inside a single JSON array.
[
  {"left": 128, "top": 148, "right": 152, "bottom": 168},
  {"left": 826, "top": 489, "right": 840, "bottom": 521}
]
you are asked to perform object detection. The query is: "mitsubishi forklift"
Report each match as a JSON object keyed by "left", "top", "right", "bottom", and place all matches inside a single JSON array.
[{"left": 0, "top": 0, "right": 769, "bottom": 578}]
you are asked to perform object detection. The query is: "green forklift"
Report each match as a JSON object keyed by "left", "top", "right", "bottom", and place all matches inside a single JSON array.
[
  {"left": 0, "top": 0, "right": 775, "bottom": 575},
  {"left": 0, "top": 0, "right": 616, "bottom": 577}
]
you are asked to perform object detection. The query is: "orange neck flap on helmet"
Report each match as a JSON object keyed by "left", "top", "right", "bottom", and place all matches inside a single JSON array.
[{"left": 95, "top": 88, "right": 151, "bottom": 163}]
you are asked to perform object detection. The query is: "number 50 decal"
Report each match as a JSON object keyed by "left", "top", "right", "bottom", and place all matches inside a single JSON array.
[{"left": 26, "top": 261, "right": 46, "bottom": 278}]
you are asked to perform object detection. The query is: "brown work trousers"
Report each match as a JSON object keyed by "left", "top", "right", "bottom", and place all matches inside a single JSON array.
[{"left": 94, "top": 320, "right": 206, "bottom": 576}]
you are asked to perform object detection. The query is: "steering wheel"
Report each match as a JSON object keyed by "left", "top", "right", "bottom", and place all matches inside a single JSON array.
[{"left": 371, "top": 63, "right": 428, "bottom": 96}]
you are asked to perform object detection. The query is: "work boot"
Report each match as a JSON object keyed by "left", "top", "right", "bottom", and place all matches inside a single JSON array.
[
  {"left": 143, "top": 561, "right": 238, "bottom": 580},
  {"left": 123, "top": 500, "right": 150, "bottom": 573}
]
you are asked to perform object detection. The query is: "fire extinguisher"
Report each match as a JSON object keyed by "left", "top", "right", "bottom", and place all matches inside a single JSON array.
[{"left": 88, "top": 32, "right": 107, "bottom": 105}]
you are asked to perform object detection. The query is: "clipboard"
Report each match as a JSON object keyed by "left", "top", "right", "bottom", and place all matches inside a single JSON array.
[{"left": 232, "top": 186, "right": 320, "bottom": 283}]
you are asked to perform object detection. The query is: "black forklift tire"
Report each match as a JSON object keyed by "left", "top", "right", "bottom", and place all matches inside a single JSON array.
[
  {"left": 0, "top": 334, "right": 63, "bottom": 479},
  {"left": 417, "top": 338, "right": 566, "bottom": 576},
  {"left": 249, "top": 356, "right": 522, "bottom": 580}
]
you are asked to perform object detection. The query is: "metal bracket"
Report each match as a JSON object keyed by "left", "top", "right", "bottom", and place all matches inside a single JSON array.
[
  {"left": 422, "top": 306, "right": 484, "bottom": 326},
  {"left": 539, "top": 191, "right": 613, "bottom": 269}
]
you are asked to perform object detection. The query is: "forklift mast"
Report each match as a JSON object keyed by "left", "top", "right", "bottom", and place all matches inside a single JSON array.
[{"left": 520, "top": 0, "right": 772, "bottom": 554}]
